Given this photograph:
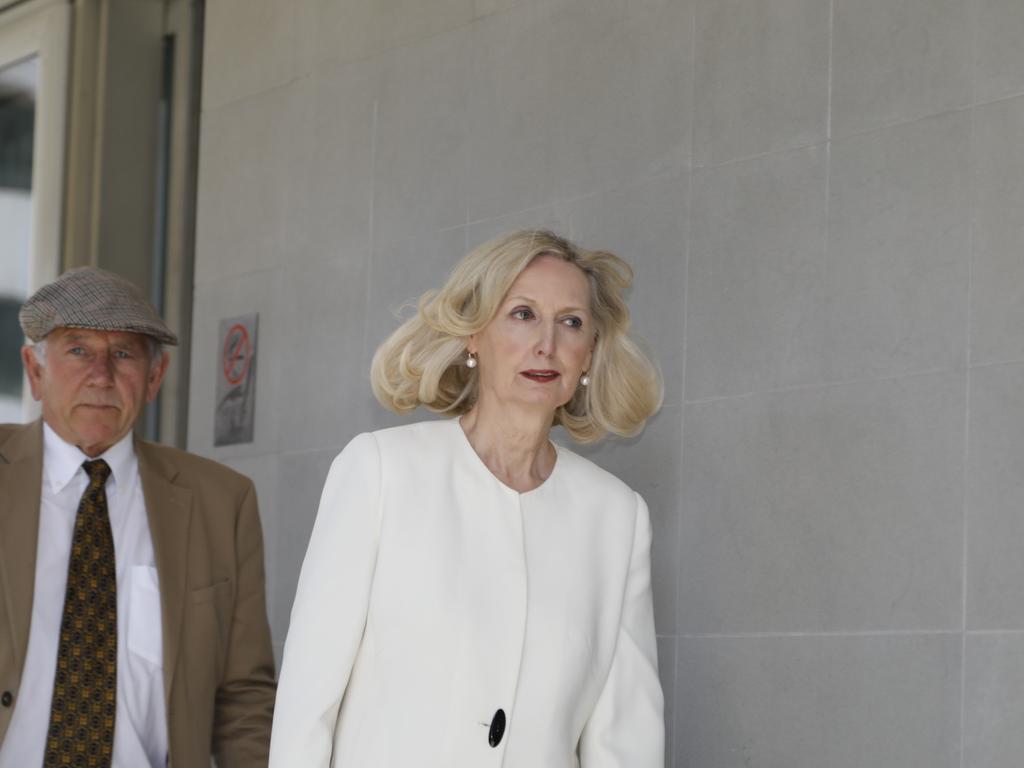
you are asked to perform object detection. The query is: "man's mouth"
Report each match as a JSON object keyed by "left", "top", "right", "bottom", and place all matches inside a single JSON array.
[{"left": 520, "top": 370, "right": 561, "bottom": 383}]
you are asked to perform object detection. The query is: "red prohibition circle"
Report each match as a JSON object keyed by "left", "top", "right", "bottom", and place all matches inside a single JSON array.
[{"left": 222, "top": 324, "right": 251, "bottom": 385}]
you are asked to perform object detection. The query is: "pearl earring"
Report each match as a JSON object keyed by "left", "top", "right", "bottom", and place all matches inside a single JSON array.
[
  {"left": 465, "top": 352, "right": 477, "bottom": 369},
  {"left": 580, "top": 372, "right": 590, "bottom": 387}
]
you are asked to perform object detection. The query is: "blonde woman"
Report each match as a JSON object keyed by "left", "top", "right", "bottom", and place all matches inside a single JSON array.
[{"left": 270, "top": 231, "right": 665, "bottom": 767}]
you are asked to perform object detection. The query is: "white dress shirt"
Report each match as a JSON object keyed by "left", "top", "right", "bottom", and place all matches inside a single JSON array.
[{"left": 0, "top": 424, "right": 168, "bottom": 768}]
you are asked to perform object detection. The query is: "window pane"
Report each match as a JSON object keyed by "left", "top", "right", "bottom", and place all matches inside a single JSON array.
[{"left": 0, "top": 54, "right": 37, "bottom": 422}]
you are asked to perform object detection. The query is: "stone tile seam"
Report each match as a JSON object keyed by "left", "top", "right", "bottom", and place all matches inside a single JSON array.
[
  {"left": 198, "top": 58, "right": 1024, "bottom": 133},
  {"left": 830, "top": 100, "right": 976, "bottom": 144},
  {"left": 825, "top": 0, "right": 835, "bottom": 143},
  {"left": 675, "top": 630, "right": 963, "bottom": 640},
  {"left": 201, "top": 70, "right": 313, "bottom": 115},
  {"left": 193, "top": 264, "right": 284, "bottom": 288},
  {"left": 692, "top": 101, "right": 986, "bottom": 173},
  {"left": 463, "top": 167, "right": 691, "bottom": 231},
  {"left": 671, "top": 630, "right": 1024, "bottom": 640},
  {"left": 663, "top": 26, "right": 697, "bottom": 757},
  {"left": 361, "top": 99, "right": 380, "bottom": 366},
  {"left": 683, "top": 364, "right": 966, "bottom": 407},
  {"left": 309, "top": 12, "right": 484, "bottom": 76},
  {"left": 968, "top": 358, "right": 1024, "bottom": 371},
  {"left": 958, "top": 90, "right": 978, "bottom": 768},
  {"left": 972, "top": 88, "right": 1024, "bottom": 109}
]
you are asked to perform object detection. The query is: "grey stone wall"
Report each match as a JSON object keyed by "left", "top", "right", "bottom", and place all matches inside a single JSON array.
[{"left": 191, "top": 0, "right": 1024, "bottom": 764}]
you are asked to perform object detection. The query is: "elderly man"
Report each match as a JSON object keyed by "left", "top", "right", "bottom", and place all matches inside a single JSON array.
[{"left": 0, "top": 267, "right": 275, "bottom": 767}]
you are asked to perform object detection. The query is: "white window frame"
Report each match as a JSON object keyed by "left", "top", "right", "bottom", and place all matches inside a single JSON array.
[{"left": 0, "top": 0, "right": 70, "bottom": 419}]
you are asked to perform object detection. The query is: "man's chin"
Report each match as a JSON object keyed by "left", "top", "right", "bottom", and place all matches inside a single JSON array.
[
  {"left": 70, "top": 425, "right": 129, "bottom": 456},
  {"left": 77, "top": 440, "right": 120, "bottom": 457}
]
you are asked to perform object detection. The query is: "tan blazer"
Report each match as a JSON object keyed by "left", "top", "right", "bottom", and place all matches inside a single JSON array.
[{"left": 0, "top": 420, "right": 276, "bottom": 767}]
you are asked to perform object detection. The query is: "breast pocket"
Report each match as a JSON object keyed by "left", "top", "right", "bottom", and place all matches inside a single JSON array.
[{"left": 128, "top": 565, "right": 164, "bottom": 667}]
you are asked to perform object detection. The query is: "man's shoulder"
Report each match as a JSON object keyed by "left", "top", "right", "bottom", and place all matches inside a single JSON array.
[
  {"left": 0, "top": 420, "right": 42, "bottom": 463},
  {"left": 0, "top": 421, "right": 33, "bottom": 439},
  {"left": 137, "top": 440, "right": 253, "bottom": 493}
]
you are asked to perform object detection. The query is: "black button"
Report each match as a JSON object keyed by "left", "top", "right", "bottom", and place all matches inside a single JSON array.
[
  {"left": 1, "top": 691, "right": 12, "bottom": 707},
  {"left": 488, "top": 708, "right": 506, "bottom": 747}
]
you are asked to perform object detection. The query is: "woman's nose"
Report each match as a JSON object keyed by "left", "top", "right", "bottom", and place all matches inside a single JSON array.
[{"left": 534, "top": 323, "right": 556, "bottom": 357}]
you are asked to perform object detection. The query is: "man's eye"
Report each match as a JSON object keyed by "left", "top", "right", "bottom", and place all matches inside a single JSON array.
[
  {"left": 113, "top": 350, "right": 132, "bottom": 359},
  {"left": 68, "top": 347, "right": 86, "bottom": 355}
]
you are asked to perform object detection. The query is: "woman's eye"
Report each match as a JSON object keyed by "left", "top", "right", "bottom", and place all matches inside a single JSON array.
[
  {"left": 562, "top": 316, "right": 583, "bottom": 329},
  {"left": 512, "top": 308, "right": 534, "bottom": 321}
]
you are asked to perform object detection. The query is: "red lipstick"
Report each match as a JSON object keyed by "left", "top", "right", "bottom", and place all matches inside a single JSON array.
[{"left": 520, "top": 369, "right": 560, "bottom": 383}]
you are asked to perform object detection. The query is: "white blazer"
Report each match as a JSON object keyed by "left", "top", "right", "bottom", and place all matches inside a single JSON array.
[{"left": 269, "top": 419, "right": 663, "bottom": 767}]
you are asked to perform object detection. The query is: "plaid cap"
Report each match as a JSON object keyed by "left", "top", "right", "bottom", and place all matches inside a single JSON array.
[{"left": 19, "top": 266, "right": 179, "bottom": 345}]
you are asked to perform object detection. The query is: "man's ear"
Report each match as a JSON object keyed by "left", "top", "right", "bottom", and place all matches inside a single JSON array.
[
  {"left": 145, "top": 350, "right": 170, "bottom": 403},
  {"left": 21, "top": 345, "right": 44, "bottom": 402}
]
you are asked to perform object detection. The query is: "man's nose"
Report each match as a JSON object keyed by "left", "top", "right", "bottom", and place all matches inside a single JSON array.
[{"left": 85, "top": 353, "right": 115, "bottom": 382}]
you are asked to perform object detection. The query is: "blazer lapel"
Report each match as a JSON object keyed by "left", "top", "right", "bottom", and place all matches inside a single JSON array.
[
  {"left": 0, "top": 421, "right": 44, "bottom": 672},
  {"left": 135, "top": 439, "right": 193, "bottom": 709}
]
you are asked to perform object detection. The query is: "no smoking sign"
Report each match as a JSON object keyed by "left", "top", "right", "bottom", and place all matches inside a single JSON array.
[
  {"left": 222, "top": 323, "right": 252, "bottom": 385},
  {"left": 215, "top": 313, "right": 258, "bottom": 446}
]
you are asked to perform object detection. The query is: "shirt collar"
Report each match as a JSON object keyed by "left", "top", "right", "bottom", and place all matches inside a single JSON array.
[{"left": 42, "top": 422, "right": 137, "bottom": 495}]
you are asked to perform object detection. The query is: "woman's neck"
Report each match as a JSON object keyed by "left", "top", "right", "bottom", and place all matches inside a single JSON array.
[{"left": 459, "top": 400, "right": 556, "bottom": 493}]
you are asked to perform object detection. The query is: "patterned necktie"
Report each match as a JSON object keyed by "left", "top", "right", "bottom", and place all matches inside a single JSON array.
[{"left": 44, "top": 459, "right": 117, "bottom": 768}]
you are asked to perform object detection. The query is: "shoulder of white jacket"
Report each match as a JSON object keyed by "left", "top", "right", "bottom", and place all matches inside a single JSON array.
[
  {"left": 552, "top": 442, "right": 641, "bottom": 508},
  {"left": 368, "top": 417, "right": 457, "bottom": 452}
]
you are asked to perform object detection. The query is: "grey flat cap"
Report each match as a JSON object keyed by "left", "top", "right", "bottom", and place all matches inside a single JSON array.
[{"left": 19, "top": 266, "right": 179, "bottom": 345}]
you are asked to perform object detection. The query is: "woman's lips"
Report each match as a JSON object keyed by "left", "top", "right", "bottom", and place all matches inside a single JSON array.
[{"left": 520, "top": 370, "right": 561, "bottom": 383}]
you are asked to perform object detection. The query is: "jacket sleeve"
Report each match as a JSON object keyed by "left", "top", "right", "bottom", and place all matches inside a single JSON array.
[
  {"left": 578, "top": 493, "right": 665, "bottom": 767},
  {"left": 268, "top": 432, "right": 382, "bottom": 767},
  {"left": 211, "top": 480, "right": 278, "bottom": 768}
]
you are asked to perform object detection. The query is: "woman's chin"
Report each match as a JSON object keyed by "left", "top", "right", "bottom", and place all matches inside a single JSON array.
[{"left": 490, "top": 390, "right": 571, "bottom": 415}]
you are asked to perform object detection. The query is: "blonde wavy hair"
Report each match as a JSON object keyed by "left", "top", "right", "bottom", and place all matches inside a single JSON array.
[{"left": 371, "top": 230, "right": 663, "bottom": 443}]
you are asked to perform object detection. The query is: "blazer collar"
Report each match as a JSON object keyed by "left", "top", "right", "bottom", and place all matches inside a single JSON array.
[
  {"left": 135, "top": 438, "right": 193, "bottom": 711},
  {"left": 0, "top": 420, "right": 44, "bottom": 673}
]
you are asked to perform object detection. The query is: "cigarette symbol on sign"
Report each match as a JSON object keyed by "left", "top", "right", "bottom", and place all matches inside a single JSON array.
[{"left": 222, "top": 324, "right": 251, "bottom": 385}]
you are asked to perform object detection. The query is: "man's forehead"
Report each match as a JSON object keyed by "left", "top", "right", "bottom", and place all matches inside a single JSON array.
[{"left": 50, "top": 327, "right": 151, "bottom": 347}]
